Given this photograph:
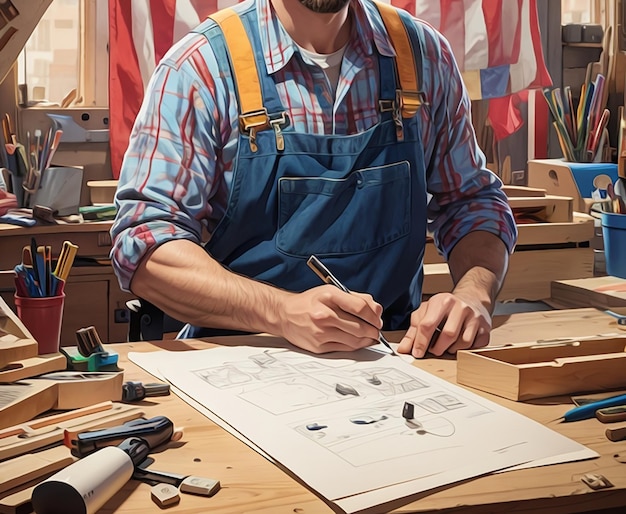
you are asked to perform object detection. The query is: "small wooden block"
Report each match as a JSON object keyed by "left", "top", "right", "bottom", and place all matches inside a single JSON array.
[
  {"left": 180, "top": 476, "right": 220, "bottom": 497},
  {"left": 151, "top": 483, "right": 180, "bottom": 507},
  {"left": 605, "top": 426, "right": 626, "bottom": 442},
  {"left": 581, "top": 473, "right": 613, "bottom": 490}
]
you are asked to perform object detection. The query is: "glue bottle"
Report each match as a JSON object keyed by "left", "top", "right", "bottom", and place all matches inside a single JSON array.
[{"left": 31, "top": 437, "right": 149, "bottom": 514}]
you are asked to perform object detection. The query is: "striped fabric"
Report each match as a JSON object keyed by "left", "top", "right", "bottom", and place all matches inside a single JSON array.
[{"left": 108, "top": 0, "right": 551, "bottom": 177}]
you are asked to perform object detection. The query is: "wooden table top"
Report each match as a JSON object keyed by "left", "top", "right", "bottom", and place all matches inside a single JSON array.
[{"left": 83, "top": 307, "right": 626, "bottom": 514}]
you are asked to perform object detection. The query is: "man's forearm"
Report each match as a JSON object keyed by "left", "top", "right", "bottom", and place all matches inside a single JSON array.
[
  {"left": 446, "top": 231, "right": 510, "bottom": 314},
  {"left": 130, "top": 239, "right": 291, "bottom": 334}
]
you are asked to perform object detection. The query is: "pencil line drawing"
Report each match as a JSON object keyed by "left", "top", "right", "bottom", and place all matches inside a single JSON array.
[
  {"left": 190, "top": 348, "right": 496, "bottom": 466},
  {"left": 193, "top": 348, "right": 430, "bottom": 415}
]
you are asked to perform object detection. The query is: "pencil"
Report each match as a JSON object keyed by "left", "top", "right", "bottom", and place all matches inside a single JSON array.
[{"left": 306, "top": 255, "right": 396, "bottom": 355}]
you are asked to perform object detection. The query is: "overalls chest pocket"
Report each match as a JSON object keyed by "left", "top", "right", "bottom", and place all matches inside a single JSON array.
[{"left": 276, "top": 161, "right": 411, "bottom": 257}]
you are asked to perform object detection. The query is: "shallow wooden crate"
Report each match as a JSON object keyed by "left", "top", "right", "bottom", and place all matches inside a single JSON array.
[
  {"left": 424, "top": 212, "right": 595, "bottom": 301},
  {"left": 551, "top": 276, "right": 626, "bottom": 309},
  {"left": 457, "top": 335, "right": 626, "bottom": 401}
]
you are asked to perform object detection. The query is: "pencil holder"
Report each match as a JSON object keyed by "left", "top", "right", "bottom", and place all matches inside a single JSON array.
[{"left": 14, "top": 293, "right": 65, "bottom": 354}]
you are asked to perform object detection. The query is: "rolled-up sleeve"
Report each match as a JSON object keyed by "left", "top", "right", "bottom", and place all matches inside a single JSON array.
[
  {"left": 110, "top": 34, "right": 226, "bottom": 291},
  {"left": 420, "top": 24, "right": 518, "bottom": 259}
]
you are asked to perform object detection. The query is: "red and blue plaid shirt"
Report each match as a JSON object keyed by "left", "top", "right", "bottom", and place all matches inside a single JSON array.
[{"left": 111, "top": 0, "right": 517, "bottom": 291}]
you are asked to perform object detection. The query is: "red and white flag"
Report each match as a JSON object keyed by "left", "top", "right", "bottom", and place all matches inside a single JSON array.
[{"left": 109, "top": 0, "right": 551, "bottom": 177}]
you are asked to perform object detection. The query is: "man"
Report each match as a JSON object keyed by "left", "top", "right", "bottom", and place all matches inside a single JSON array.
[{"left": 111, "top": 0, "right": 517, "bottom": 357}]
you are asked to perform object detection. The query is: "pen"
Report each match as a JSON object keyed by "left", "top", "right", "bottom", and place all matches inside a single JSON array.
[
  {"left": 306, "top": 255, "right": 395, "bottom": 355},
  {"left": 561, "top": 393, "right": 626, "bottom": 422}
]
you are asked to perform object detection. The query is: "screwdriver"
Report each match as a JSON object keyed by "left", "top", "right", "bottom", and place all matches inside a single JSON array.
[{"left": 122, "top": 381, "right": 171, "bottom": 402}]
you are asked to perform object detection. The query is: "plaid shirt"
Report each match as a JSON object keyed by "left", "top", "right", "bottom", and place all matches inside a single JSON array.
[{"left": 111, "top": 0, "right": 517, "bottom": 291}]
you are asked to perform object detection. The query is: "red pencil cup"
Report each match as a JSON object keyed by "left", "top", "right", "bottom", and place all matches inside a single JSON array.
[{"left": 14, "top": 294, "right": 65, "bottom": 354}]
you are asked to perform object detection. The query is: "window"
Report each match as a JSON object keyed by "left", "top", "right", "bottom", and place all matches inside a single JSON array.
[
  {"left": 17, "top": 0, "right": 108, "bottom": 107},
  {"left": 561, "top": 0, "right": 605, "bottom": 26}
]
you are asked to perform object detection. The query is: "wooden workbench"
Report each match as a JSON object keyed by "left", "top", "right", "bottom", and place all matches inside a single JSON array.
[{"left": 12, "top": 307, "right": 619, "bottom": 514}]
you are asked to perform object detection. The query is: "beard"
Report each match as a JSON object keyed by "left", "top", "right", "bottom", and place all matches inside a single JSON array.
[{"left": 297, "top": 0, "right": 351, "bottom": 13}]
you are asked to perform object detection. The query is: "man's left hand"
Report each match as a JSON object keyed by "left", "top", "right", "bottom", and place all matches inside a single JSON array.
[{"left": 397, "top": 290, "right": 491, "bottom": 358}]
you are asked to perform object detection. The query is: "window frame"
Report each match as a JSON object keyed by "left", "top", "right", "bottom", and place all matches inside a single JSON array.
[{"left": 81, "top": 0, "right": 108, "bottom": 107}]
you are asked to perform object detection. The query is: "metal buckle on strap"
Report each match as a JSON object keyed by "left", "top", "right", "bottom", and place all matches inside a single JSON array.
[
  {"left": 269, "top": 112, "right": 289, "bottom": 152},
  {"left": 239, "top": 109, "right": 270, "bottom": 152},
  {"left": 378, "top": 99, "right": 395, "bottom": 113},
  {"left": 398, "top": 90, "right": 424, "bottom": 118},
  {"left": 393, "top": 90, "right": 404, "bottom": 141}
]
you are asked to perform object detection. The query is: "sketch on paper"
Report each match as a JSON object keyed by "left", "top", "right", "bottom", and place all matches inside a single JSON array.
[
  {"left": 129, "top": 345, "right": 598, "bottom": 513},
  {"left": 191, "top": 348, "right": 493, "bottom": 466}
]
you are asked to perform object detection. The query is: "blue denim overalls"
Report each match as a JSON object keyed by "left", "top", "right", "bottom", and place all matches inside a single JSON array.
[{"left": 180, "top": 1, "right": 428, "bottom": 338}]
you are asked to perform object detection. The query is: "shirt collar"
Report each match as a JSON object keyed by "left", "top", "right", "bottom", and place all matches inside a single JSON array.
[{"left": 256, "top": 0, "right": 397, "bottom": 75}]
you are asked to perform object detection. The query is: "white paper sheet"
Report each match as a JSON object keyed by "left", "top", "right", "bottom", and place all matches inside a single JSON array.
[{"left": 130, "top": 345, "right": 598, "bottom": 513}]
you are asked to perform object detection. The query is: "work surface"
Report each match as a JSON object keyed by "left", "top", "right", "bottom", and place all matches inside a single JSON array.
[{"left": 28, "top": 308, "right": 626, "bottom": 513}]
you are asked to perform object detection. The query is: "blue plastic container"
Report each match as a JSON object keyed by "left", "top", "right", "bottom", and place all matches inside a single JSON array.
[{"left": 601, "top": 212, "right": 626, "bottom": 278}]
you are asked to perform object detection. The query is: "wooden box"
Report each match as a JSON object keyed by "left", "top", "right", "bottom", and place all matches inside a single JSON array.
[
  {"left": 527, "top": 159, "right": 618, "bottom": 213},
  {"left": 424, "top": 212, "right": 595, "bottom": 301},
  {"left": 456, "top": 335, "right": 626, "bottom": 401}
]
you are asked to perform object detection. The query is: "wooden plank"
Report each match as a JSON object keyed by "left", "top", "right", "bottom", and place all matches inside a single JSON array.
[
  {"left": 52, "top": 371, "right": 124, "bottom": 409},
  {"left": 0, "top": 340, "right": 37, "bottom": 369},
  {"left": 502, "top": 185, "right": 547, "bottom": 197},
  {"left": 423, "top": 213, "right": 594, "bottom": 265},
  {"left": 0, "top": 403, "right": 144, "bottom": 462},
  {"left": 0, "top": 401, "right": 113, "bottom": 439},
  {"left": 515, "top": 212, "right": 594, "bottom": 245},
  {"left": 0, "top": 381, "right": 57, "bottom": 430},
  {"left": 508, "top": 195, "right": 574, "bottom": 223},
  {"left": 0, "top": 297, "right": 35, "bottom": 361},
  {"left": 424, "top": 247, "right": 594, "bottom": 301},
  {"left": 551, "top": 276, "right": 626, "bottom": 309},
  {"left": 0, "top": 354, "right": 66, "bottom": 384},
  {"left": 0, "top": 446, "right": 75, "bottom": 494}
]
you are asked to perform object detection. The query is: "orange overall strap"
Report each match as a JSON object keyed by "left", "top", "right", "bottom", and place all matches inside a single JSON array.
[
  {"left": 374, "top": 1, "right": 422, "bottom": 117},
  {"left": 209, "top": 9, "right": 269, "bottom": 141}
]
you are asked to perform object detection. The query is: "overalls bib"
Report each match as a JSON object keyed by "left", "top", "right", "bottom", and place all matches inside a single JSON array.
[{"left": 180, "top": 1, "right": 428, "bottom": 338}]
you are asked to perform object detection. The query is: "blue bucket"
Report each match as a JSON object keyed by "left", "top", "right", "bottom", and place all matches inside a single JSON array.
[{"left": 601, "top": 212, "right": 626, "bottom": 278}]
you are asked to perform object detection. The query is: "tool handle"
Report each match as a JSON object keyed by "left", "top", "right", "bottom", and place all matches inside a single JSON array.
[
  {"left": 596, "top": 405, "right": 626, "bottom": 423},
  {"left": 605, "top": 426, "right": 626, "bottom": 442},
  {"left": 74, "top": 416, "right": 174, "bottom": 457}
]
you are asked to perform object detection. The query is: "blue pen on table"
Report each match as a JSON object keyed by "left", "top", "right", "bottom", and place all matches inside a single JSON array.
[
  {"left": 306, "top": 255, "right": 396, "bottom": 355},
  {"left": 561, "top": 393, "right": 626, "bottom": 422}
]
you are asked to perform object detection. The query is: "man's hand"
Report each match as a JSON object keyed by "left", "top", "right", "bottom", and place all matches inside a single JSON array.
[
  {"left": 397, "top": 290, "right": 491, "bottom": 358},
  {"left": 398, "top": 231, "right": 510, "bottom": 358},
  {"left": 278, "top": 285, "right": 384, "bottom": 354}
]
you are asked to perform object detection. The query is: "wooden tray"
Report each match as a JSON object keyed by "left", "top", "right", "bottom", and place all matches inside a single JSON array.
[{"left": 457, "top": 335, "right": 626, "bottom": 401}]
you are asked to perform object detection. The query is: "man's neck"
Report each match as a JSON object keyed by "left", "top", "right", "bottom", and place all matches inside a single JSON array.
[{"left": 271, "top": 0, "right": 352, "bottom": 55}]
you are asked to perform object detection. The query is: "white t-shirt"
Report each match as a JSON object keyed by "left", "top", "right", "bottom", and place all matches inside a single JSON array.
[{"left": 297, "top": 43, "right": 347, "bottom": 97}]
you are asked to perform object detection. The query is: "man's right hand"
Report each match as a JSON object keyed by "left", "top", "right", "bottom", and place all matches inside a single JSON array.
[{"left": 277, "top": 285, "right": 384, "bottom": 354}]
